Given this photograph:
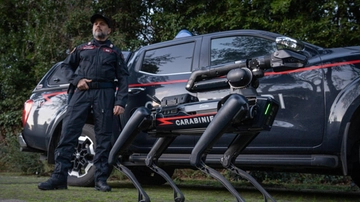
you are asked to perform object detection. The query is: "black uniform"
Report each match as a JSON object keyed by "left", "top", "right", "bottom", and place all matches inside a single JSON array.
[{"left": 52, "top": 39, "right": 129, "bottom": 183}]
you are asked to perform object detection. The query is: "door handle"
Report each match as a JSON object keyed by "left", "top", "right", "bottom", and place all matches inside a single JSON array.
[
  {"left": 129, "top": 87, "right": 145, "bottom": 94},
  {"left": 53, "top": 78, "right": 60, "bottom": 82}
]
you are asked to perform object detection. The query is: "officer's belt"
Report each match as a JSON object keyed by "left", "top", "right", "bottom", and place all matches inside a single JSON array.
[{"left": 87, "top": 82, "right": 114, "bottom": 89}]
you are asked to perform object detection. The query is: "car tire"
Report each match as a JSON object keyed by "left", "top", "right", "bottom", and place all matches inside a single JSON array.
[
  {"left": 350, "top": 141, "right": 360, "bottom": 187},
  {"left": 67, "top": 124, "right": 96, "bottom": 187},
  {"left": 129, "top": 166, "right": 175, "bottom": 185}
]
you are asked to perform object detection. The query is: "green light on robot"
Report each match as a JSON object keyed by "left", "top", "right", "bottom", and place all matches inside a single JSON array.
[{"left": 264, "top": 104, "right": 271, "bottom": 115}]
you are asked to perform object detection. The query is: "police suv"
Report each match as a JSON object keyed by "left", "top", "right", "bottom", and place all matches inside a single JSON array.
[{"left": 19, "top": 29, "right": 360, "bottom": 187}]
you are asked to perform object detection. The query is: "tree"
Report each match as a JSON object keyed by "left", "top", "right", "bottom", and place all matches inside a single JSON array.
[{"left": 147, "top": 0, "right": 360, "bottom": 47}]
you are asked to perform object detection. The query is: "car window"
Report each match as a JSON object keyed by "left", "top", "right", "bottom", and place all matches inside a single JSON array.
[
  {"left": 210, "top": 36, "right": 276, "bottom": 66},
  {"left": 47, "top": 63, "right": 69, "bottom": 86},
  {"left": 141, "top": 42, "right": 195, "bottom": 74}
]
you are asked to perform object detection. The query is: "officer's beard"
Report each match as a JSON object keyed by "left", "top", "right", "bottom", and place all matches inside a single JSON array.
[{"left": 93, "top": 31, "right": 108, "bottom": 40}]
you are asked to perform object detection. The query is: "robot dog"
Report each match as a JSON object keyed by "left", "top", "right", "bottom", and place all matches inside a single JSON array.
[{"left": 108, "top": 47, "right": 307, "bottom": 202}]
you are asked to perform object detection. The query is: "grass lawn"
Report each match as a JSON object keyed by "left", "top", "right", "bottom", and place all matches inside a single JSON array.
[{"left": 0, "top": 172, "right": 359, "bottom": 202}]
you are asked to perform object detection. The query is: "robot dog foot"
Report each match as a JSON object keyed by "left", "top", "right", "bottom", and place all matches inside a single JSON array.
[
  {"left": 145, "top": 137, "right": 185, "bottom": 202},
  {"left": 113, "top": 161, "right": 151, "bottom": 202},
  {"left": 225, "top": 163, "right": 276, "bottom": 202},
  {"left": 146, "top": 163, "right": 185, "bottom": 202},
  {"left": 195, "top": 161, "right": 246, "bottom": 202}
]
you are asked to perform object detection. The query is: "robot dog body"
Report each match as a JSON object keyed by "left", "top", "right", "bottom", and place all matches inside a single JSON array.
[{"left": 109, "top": 49, "right": 307, "bottom": 202}]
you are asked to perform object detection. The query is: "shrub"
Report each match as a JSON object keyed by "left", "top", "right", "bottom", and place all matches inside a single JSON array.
[{"left": 0, "top": 132, "right": 44, "bottom": 174}]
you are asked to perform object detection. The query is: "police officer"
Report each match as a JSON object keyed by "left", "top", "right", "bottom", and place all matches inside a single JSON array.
[{"left": 38, "top": 14, "right": 128, "bottom": 192}]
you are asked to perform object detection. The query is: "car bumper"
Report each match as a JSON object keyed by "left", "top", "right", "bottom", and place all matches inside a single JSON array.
[
  {"left": 18, "top": 132, "right": 39, "bottom": 152},
  {"left": 18, "top": 132, "right": 28, "bottom": 149}
]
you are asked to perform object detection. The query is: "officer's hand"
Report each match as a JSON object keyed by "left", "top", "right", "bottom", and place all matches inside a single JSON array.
[
  {"left": 77, "top": 79, "right": 92, "bottom": 90},
  {"left": 114, "top": 105, "right": 125, "bottom": 116}
]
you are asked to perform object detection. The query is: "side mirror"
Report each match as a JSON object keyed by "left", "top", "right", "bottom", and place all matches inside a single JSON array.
[
  {"left": 275, "top": 36, "right": 305, "bottom": 52},
  {"left": 270, "top": 49, "right": 307, "bottom": 72},
  {"left": 266, "top": 37, "right": 308, "bottom": 72}
]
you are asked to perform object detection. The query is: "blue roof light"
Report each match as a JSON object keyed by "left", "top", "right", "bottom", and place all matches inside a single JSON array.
[{"left": 175, "top": 29, "right": 192, "bottom": 38}]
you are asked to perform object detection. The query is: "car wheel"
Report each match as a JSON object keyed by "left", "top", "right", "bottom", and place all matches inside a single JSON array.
[
  {"left": 129, "top": 166, "right": 175, "bottom": 185},
  {"left": 350, "top": 141, "right": 360, "bottom": 187},
  {"left": 67, "top": 124, "right": 96, "bottom": 187}
]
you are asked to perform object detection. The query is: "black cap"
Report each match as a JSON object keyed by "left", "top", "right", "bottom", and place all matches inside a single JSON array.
[{"left": 91, "top": 14, "right": 112, "bottom": 28}]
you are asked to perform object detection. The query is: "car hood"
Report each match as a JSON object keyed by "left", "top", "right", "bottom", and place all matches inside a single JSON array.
[{"left": 318, "top": 46, "right": 360, "bottom": 61}]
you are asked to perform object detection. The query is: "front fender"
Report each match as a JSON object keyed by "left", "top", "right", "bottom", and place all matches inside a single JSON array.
[
  {"left": 45, "top": 105, "right": 68, "bottom": 163},
  {"left": 327, "top": 77, "right": 360, "bottom": 174}
]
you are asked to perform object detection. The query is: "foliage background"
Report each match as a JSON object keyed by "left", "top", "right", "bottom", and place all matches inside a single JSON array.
[{"left": 1, "top": 0, "right": 360, "bottom": 172}]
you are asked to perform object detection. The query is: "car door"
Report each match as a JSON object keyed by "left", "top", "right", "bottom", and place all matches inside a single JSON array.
[
  {"left": 125, "top": 38, "right": 202, "bottom": 153},
  {"left": 197, "top": 32, "right": 325, "bottom": 154}
]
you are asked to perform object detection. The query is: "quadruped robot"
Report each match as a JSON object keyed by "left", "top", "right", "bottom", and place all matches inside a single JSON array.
[{"left": 108, "top": 46, "right": 307, "bottom": 202}]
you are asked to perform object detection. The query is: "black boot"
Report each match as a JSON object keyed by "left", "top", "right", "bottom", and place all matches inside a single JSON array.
[
  {"left": 38, "top": 177, "right": 67, "bottom": 190},
  {"left": 95, "top": 181, "right": 111, "bottom": 192}
]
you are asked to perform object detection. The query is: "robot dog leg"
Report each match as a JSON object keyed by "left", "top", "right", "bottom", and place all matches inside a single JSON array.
[
  {"left": 190, "top": 93, "right": 249, "bottom": 202},
  {"left": 221, "top": 132, "right": 276, "bottom": 202},
  {"left": 109, "top": 106, "right": 185, "bottom": 202},
  {"left": 108, "top": 107, "right": 151, "bottom": 202},
  {"left": 145, "top": 136, "right": 185, "bottom": 202}
]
